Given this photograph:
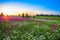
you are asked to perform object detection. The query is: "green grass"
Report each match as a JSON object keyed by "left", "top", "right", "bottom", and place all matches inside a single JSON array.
[{"left": 0, "top": 16, "right": 60, "bottom": 40}]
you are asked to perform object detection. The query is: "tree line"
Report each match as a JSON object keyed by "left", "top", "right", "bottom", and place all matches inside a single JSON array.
[
  {"left": 36, "top": 14, "right": 60, "bottom": 17},
  {"left": 0, "top": 12, "right": 31, "bottom": 18}
]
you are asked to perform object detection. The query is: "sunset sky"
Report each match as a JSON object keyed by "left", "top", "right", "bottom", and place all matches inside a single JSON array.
[{"left": 0, "top": 0, "right": 60, "bottom": 15}]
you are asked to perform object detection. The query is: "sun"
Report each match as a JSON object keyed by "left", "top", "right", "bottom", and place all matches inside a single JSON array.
[
  {"left": 1, "top": 7, "right": 16, "bottom": 15},
  {"left": 2, "top": 9, "right": 13, "bottom": 15}
]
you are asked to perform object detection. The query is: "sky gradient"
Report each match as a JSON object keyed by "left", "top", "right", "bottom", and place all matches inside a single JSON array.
[{"left": 0, "top": 0, "right": 60, "bottom": 15}]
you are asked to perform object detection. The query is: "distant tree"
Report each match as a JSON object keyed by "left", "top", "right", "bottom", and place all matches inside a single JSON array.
[
  {"left": 22, "top": 13, "right": 24, "bottom": 17},
  {"left": 18, "top": 14, "right": 20, "bottom": 17},
  {"left": 50, "top": 14, "right": 53, "bottom": 16},
  {"left": 36, "top": 14, "right": 44, "bottom": 16},
  {"left": 36, "top": 14, "right": 39, "bottom": 16},
  {"left": 26, "top": 13, "right": 28, "bottom": 17},
  {"left": 33, "top": 16, "right": 35, "bottom": 18},
  {"left": 0, "top": 12, "right": 4, "bottom": 16}
]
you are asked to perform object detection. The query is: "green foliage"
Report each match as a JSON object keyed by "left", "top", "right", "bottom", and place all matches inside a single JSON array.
[{"left": 0, "top": 16, "right": 60, "bottom": 40}]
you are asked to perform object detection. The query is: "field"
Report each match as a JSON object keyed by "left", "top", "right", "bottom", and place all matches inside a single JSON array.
[{"left": 0, "top": 16, "right": 60, "bottom": 40}]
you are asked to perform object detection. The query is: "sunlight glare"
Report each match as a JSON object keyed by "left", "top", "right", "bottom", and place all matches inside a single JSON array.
[{"left": 1, "top": 7, "right": 16, "bottom": 15}]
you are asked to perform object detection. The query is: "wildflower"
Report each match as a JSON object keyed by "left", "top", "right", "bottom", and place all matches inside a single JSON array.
[
  {"left": 51, "top": 24, "right": 57, "bottom": 29},
  {"left": 50, "top": 24, "right": 57, "bottom": 32}
]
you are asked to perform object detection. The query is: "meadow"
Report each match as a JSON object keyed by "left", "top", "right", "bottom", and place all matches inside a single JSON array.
[{"left": 0, "top": 16, "right": 60, "bottom": 40}]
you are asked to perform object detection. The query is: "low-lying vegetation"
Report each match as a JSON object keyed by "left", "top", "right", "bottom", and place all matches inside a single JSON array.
[{"left": 0, "top": 16, "right": 60, "bottom": 40}]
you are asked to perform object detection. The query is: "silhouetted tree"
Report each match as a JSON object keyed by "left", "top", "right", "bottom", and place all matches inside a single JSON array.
[
  {"left": 26, "top": 13, "right": 28, "bottom": 17},
  {"left": 22, "top": 13, "right": 24, "bottom": 17},
  {"left": 0, "top": 12, "right": 4, "bottom": 16},
  {"left": 18, "top": 14, "right": 20, "bottom": 17}
]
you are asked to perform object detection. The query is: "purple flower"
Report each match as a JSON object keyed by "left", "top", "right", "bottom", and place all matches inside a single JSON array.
[
  {"left": 50, "top": 24, "right": 57, "bottom": 30},
  {"left": 0, "top": 16, "right": 30, "bottom": 21}
]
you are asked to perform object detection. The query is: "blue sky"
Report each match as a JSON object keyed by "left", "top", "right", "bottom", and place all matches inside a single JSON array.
[{"left": 0, "top": 0, "right": 60, "bottom": 15}]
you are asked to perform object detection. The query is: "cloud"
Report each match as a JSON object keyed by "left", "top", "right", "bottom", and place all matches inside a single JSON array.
[{"left": 0, "top": 2, "right": 60, "bottom": 15}]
